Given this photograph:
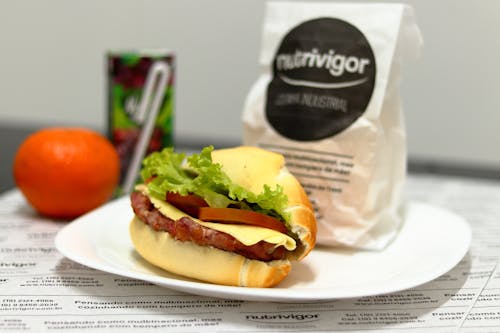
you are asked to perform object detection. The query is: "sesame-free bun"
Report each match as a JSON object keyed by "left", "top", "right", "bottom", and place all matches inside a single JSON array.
[
  {"left": 129, "top": 146, "right": 317, "bottom": 287},
  {"left": 130, "top": 216, "right": 291, "bottom": 287}
]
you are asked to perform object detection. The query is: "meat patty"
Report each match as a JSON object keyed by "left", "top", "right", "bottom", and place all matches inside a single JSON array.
[{"left": 130, "top": 191, "right": 286, "bottom": 261}]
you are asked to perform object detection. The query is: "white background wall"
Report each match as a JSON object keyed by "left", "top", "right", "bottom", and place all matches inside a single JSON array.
[{"left": 0, "top": 0, "right": 499, "bottom": 168}]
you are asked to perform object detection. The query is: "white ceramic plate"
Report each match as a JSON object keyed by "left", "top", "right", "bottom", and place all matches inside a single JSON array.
[{"left": 55, "top": 197, "right": 471, "bottom": 302}]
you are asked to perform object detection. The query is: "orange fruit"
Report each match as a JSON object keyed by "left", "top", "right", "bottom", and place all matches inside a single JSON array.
[{"left": 13, "top": 127, "right": 120, "bottom": 219}]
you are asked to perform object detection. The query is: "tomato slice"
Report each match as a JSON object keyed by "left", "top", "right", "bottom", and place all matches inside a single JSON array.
[
  {"left": 198, "top": 207, "right": 288, "bottom": 234},
  {"left": 166, "top": 192, "right": 208, "bottom": 217},
  {"left": 144, "top": 176, "right": 156, "bottom": 184}
]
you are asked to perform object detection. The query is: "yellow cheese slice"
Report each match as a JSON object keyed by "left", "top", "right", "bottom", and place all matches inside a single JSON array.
[{"left": 145, "top": 191, "right": 296, "bottom": 251}]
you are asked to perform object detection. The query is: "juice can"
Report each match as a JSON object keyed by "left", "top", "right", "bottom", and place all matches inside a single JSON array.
[{"left": 107, "top": 50, "right": 174, "bottom": 193}]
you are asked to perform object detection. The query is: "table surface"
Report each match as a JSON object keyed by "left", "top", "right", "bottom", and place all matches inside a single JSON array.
[{"left": 1, "top": 173, "right": 500, "bottom": 332}]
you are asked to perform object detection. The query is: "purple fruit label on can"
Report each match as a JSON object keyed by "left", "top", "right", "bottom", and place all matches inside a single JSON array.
[{"left": 107, "top": 50, "right": 174, "bottom": 183}]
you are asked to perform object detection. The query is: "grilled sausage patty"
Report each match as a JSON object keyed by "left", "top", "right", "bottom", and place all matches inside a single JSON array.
[{"left": 130, "top": 191, "right": 286, "bottom": 261}]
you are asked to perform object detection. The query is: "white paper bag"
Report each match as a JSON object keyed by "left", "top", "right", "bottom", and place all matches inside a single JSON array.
[{"left": 242, "top": 2, "right": 423, "bottom": 249}]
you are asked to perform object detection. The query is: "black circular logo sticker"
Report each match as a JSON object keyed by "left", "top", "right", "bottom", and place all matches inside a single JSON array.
[{"left": 266, "top": 18, "right": 376, "bottom": 141}]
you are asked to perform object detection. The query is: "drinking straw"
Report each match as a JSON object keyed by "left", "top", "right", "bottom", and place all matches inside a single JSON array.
[{"left": 122, "top": 60, "right": 171, "bottom": 194}]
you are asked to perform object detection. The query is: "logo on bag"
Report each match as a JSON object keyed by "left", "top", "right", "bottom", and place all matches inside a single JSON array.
[{"left": 266, "top": 18, "right": 376, "bottom": 141}]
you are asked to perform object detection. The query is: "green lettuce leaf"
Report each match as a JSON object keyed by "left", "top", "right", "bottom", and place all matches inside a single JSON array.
[{"left": 140, "top": 146, "right": 289, "bottom": 222}]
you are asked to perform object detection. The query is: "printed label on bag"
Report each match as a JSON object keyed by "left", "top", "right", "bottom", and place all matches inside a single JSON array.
[{"left": 266, "top": 18, "right": 376, "bottom": 141}]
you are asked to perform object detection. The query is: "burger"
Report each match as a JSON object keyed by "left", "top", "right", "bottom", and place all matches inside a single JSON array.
[{"left": 129, "top": 145, "right": 316, "bottom": 287}]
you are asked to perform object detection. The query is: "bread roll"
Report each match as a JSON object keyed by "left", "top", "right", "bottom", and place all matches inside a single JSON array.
[{"left": 130, "top": 216, "right": 291, "bottom": 287}]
